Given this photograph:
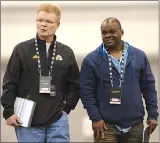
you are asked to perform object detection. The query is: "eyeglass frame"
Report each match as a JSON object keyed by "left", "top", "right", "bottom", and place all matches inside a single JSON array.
[{"left": 36, "top": 18, "right": 59, "bottom": 25}]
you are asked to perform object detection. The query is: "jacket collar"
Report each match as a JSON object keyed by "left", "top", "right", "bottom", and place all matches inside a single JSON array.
[
  {"left": 97, "top": 41, "right": 134, "bottom": 67},
  {"left": 36, "top": 33, "right": 57, "bottom": 45}
]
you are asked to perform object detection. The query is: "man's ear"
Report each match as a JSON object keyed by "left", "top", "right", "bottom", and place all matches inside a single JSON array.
[
  {"left": 57, "top": 21, "right": 60, "bottom": 28},
  {"left": 121, "top": 29, "right": 124, "bottom": 36}
]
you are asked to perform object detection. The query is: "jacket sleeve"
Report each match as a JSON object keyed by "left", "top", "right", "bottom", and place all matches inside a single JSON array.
[
  {"left": 1, "top": 45, "right": 22, "bottom": 120},
  {"left": 63, "top": 49, "right": 80, "bottom": 114},
  {"left": 80, "top": 56, "right": 102, "bottom": 122},
  {"left": 140, "top": 53, "right": 159, "bottom": 120}
]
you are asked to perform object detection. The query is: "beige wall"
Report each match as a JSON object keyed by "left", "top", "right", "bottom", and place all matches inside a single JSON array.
[{"left": 1, "top": 1, "right": 159, "bottom": 142}]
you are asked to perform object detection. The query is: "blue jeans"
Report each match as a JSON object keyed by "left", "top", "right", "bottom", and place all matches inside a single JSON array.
[{"left": 15, "top": 111, "right": 70, "bottom": 142}]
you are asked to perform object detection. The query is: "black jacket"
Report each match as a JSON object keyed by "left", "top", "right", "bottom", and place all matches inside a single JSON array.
[{"left": 1, "top": 35, "right": 80, "bottom": 126}]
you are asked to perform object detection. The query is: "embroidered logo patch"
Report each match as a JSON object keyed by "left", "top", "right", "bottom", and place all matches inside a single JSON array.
[
  {"left": 32, "top": 55, "right": 38, "bottom": 59},
  {"left": 56, "top": 55, "right": 63, "bottom": 61}
]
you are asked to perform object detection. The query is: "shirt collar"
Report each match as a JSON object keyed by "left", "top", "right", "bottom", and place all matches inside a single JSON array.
[
  {"left": 36, "top": 33, "right": 57, "bottom": 45},
  {"left": 103, "top": 41, "right": 128, "bottom": 55}
]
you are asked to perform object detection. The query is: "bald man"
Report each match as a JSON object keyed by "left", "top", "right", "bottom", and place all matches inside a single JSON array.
[{"left": 80, "top": 17, "right": 158, "bottom": 143}]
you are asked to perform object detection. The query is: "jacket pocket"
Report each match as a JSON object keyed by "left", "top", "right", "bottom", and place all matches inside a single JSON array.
[
  {"left": 55, "top": 101, "right": 66, "bottom": 112},
  {"left": 45, "top": 100, "right": 66, "bottom": 121},
  {"left": 132, "top": 61, "right": 141, "bottom": 81}
]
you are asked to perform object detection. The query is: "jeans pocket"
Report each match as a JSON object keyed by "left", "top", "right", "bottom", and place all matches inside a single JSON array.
[
  {"left": 62, "top": 111, "right": 67, "bottom": 115},
  {"left": 58, "top": 111, "right": 68, "bottom": 121}
]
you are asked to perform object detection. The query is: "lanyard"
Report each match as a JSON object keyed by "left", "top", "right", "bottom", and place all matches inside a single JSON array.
[
  {"left": 34, "top": 37, "right": 56, "bottom": 76},
  {"left": 106, "top": 48, "right": 125, "bottom": 87}
]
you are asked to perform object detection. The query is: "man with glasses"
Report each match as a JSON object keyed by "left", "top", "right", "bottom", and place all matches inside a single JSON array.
[
  {"left": 1, "top": 3, "right": 79, "bottom": 142},
  {"left": 80, "top": 17, "right": 158, "bottom": 143}
]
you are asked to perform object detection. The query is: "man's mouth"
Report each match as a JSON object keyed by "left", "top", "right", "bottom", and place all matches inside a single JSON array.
[
  {"left": 40, "top": 29, "right": 47, "bottom": 32},
  {"left": 105, "top": 39, "right": 114, "bottom": 43}
]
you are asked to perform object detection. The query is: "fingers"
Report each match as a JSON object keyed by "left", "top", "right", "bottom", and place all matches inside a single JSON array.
[
  {"left": 148, "top": 125, "right": 152, "bottom": 135},
  {"left": 6, "top": 115, "right": 21, "bottom": 127},
  {"left": 103, "top": 123, "right": 108, "bottom": 129},
  {"left": 148, "top": 124, "right": 158, "bottom": 135},
  {"left": 16, "top": 117, "right": 22, "bottom": 124},
  {"left": 94, "top": 128, "right": 105, "bottom": 140},
  {"left": 100, "top": 128, "right": 104, "bottom": 139},
  {"left": 16, "top": 116, "right": 20, "bottom": 122},
  {"left": 93, "top": 129, "right": 97, "bottom": 139},
  {"left": 7, "top": 120, "right": 18, "bottom": 127},
  {"left": 147, "top": 120, "right": 151, "bottom": 126},
  {"left": 11, "top": 120, "right": 19, "bottom": 127},
  {"left": 96, "top": 129, "right": 100, "bottom": 140},
  {"left": 92, "top": 120, "right": 106, "bottom": 140},
  {"left": 94, "top": 129, "right": 99, "bottom": 140},
  {"left": 147, "top": 119, "right": 158, "bottom": 135}
]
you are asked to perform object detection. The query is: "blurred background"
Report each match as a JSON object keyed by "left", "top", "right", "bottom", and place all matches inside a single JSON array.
[{"left": 1, "top": 1, "right": 159, "bottom": 142}]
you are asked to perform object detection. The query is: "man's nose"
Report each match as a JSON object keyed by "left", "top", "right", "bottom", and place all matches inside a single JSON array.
[
  {"left": 41, "top": 21, "right": 47, "bottom": 26},
  {"left": 106, "top": 33, "right": 112, "bottom": 38},
  {"left": 104, "top": 34, "right": 112, "bottom": 38}
]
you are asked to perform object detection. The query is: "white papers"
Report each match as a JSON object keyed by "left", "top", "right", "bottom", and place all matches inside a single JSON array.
[{"left": 14, "top": 97, "right": 36, "bottom": 128}]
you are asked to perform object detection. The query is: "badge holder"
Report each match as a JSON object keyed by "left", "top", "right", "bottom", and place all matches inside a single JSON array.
[
  {"left": 109, "top": 80, "right": 122, "bottom": 105},
  {"left": 110, "top": 87, "right": 121, "bottom": 104},
  {"left": 39, "top": 75, "right": 51, "bottom": 93}
]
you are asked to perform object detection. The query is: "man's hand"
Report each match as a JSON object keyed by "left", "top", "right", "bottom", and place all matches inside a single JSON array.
[
  {"left": 92, "top": 120, "right": 107, "bottom": 140},
  {"left": 146, "top": 119, "right": 158, "bottom": 135},
  {"left": 6, "top": 114, "right": 22, "bottom": 127}
]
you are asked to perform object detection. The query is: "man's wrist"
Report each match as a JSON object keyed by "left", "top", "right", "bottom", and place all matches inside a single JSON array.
[
  {"left": 147, "top": 117, "right": 158, "bottom": 121},
  {"left": 3, "top": 109, "right": 14, "bottom": 120},
  {"left": 92, "top": 119, "right": 103, "bottom": 123}
]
